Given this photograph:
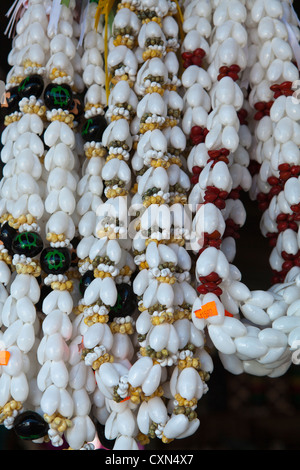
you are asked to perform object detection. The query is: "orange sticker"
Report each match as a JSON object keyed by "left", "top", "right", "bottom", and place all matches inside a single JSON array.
[
  {"left": 225, "top": 310, "right": 233, "bottom": 317},
  {"left": 0, "top": 351, "right": 10, "bottom": 365},
  {"left": 195, "top": 301, "right": 218, "bottom": 319}
]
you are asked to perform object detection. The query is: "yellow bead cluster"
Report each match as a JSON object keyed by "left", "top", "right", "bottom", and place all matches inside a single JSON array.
[
  {"left": 44, "top": 412, "right": 72, "bottom": 434},
  {"left": 173, "top": 307, "right": 192, "bottom": 321},
  {"left": 139, "top": 121, "right": 161, "bottom": 134},
  {"left": 4, "top": 113, "right": 21, "bottom": 126},
  {"left": 113, "top": 35, "right": 136, "bottom": 49},
  {"left": 142, "top": 49, "right": 163, "bottom": 62},
  {"left": 142, "top": 194, "right": 165, "bottom": 207},
  {"left": 0, "top": 400, "right": 22, "bottom": 424},
  {"left": 9, "top": 75, "right": 24, "bottom": 85},
  {"left": 105, "top": 153, "right": 126, "bottom": 162},
  {"left": 84, "top": 312, "right": 109, "bottom": 326},
  {"left": 49, "top": 68, "right": 68, "bottom": 80},
  {"left": 15, "top": 260, "right": 41, "bottom": 277},
  {"left": 93, "top": 269, "right": 112, "bottom": 279},
  {"left": 46, "top": 232, "right": 66, "bottom": 243},
  {"left": 21, "top": 102, "right": 47, "bottom": 118},
  {"left": 0, "top": 213, "right": 36, "bottom": 230},
  {"left": 91, "top": 352, "right": 114, "bottom": 371},
  {"left": 51, "top": 279, "right": 73, "bottom": 292},
  {"left": 23, "top": 59, "right": 42, "bottom": 69},
  {"left": 84, "top": 146, "right": 107, "bottom": 159},
  {"left": 49, "top": 111, "right": 75, "bottom": 128},
  {"left": 150, "top": 158, "right": 170, "bottom": 169},
  {"left": 128, "top": 384, "right": 164, "bottom": 405},
  {"left": 151, "top": 310, "right": 174, "bottom": 325},
  {"left": 105, "top": 187, "right": 128, "bottom": 198},
  {"left": 174, "top": 394, "right": 197, "bottom": 409},
  {"left": 117, "top": 1, "right": 136, "bottom": 12},
  {"left": 0, "top": 250, "right": 12, "bottom": 265},
  {"left": 156, "top": 275, "right": 176, "bottom": 284},
  {"left": 145, "top": 85, "right": 164, "bottom": 95},
  {"left": 178, "top": 356, "right": 201, "bottom": 371},
  {"left": 110, "top": 321, "right": 134, "bottom": 335}
]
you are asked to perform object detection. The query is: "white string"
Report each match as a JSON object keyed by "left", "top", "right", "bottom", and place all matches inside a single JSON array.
[
  {"left": 4, "top": 0, "right": 28, "bottom": 38},
  {"left": 47, "top": 0, "right": 62, "bottom": 37}
]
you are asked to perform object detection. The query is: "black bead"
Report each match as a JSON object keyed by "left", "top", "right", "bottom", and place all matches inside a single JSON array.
[
  {"left": 12, "top": 231, "right": 43, "bottom": 257},
  {"left": 13, "top": 410, "right": 49, "bottom": 440},
  {"left": 81, "top": 115, "right": 107, "bottom": 142},
  {"left": 0, "top": 86, "right": 20, "bottom": 117},
  {"left": 79, "top": 270, "right": 95, "bottom": 296},
  {"left": 0, "top": 222, "right": 18, "bottom": 251},
  {"left": 18, "top": 74, "right": 44, "bottom": 99},
  {"left": 109, "top": 283, "right": 136, "bottom": 320},
  {"left": 40, "top": 247, "right": 71, "bottom": 274},
  {"left": 95, "top": 422, "right": 115, "bottom": 450},
  {"left": 44, "top": 83, "right": 73, "bottom": 110}
]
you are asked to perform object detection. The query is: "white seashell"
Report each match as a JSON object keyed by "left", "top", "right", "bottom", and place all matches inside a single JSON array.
[
  {"left": 98, "top": 362, "right": 120, "bottom": 389},
  {"left": 219, "top": 352, "right": 244, "bottom": 375},
  {"left": 142, "top": 363, "right": 161, "bottom": 396},
  {"left": 17, "top": 323, "right": 35, "bottom": 353},
  {"left": 208, "top": 324, "right": 236, "bottom": 354},
  {"left": 163, "top": 414, "right": 189, "bottom": 439},
  {"left": 50, "top": 360, "right": 69, "bottom": 388},
  {"left": 177, "top": 367, "right": 198, "bottom": 401},
  {"left": 45, "top": 333, "right": 66, "bottom": 361},
  {"left": 148, "top": 396, "right": 168, "bottom": 425},
  {"left": 5, "top": 346, "right": 23, "bottom": 377},
  {"left": 11, "top": 372, "right": 29, "bottom": 402},
  {"left": 240, "top": 303, "right": 271, "bottom": 326},
  {"left": 83, "top": 323, "right": 104, "bottom": 349},
  {"left": 243, "top": 360, "right": 269, "bottom": 376},
  {"left": 72, "top": 388, "right": 91, "bottom": 416},
  {"left": 0, "top": 373, "right": 11, "bottom": 407},
  {"left": 128, "top": 356, "right": 153, "bottom": 388},
  {"left": 234, "top": 336, "right": 268, "bottom": 359}
]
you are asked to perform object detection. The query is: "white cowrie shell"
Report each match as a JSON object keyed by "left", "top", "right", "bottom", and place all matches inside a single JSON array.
[
  {"left": 128, "top": 356, "right": 153, "bottom": 388},
  {"left": 208, "top": 324, "right": 237, "bottom": 354}
]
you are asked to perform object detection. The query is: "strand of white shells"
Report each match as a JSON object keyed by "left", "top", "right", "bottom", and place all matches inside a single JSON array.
[
  {"left": 0, "top": 0, "right": 48, "bottom": 430},
  {"left": 36, "top": 0, "right": 82, "bottom": 448},
  {"left": 65, "top": 3, "right": 108, "bottom": 450},
  {"left": 116, "top": 0, "right": 204, "bottom": 446},
  {"left": 89, "top": 1, "right": 143, "bottom": 450},
  {"left": 187, "top": 0, "right": 300, "bottom": 379}
]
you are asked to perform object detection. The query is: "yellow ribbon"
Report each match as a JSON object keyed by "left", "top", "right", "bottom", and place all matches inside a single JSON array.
[
  {"left": 173, "top": 0, "right": 184, "bottom": 42},
  {"left": 94, "top": 0, "right": 184, "bottom": 101},
  {"left": 94, "top": 0, "right": 115, "bottom": 103}
]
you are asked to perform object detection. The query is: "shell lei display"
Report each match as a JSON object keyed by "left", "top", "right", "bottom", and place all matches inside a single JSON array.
[{"left": 0, "top": 0, "right": 299, "bottom": 452}]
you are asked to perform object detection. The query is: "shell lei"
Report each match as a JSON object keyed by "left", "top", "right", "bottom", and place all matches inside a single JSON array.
[
  {"left": 0, "top": 0, "right": 48, "bottom": 435},
  {"left": 36, "top": 0, "right": 84, "bottom": 447},
  {"left": 1, "top": 0, "right": 300, "bottom": 453},
  {"left": 186, "top": 0, "right": 300, "bottom": 382},
  {"left": 87, "top": 1, "right": 142, "bottom": 450},
  {"left": 66, "top": 1, "right": 108, "bottom": 451},
  {"left": 123, "top": 0, "right": 204, "bottom": 445}
]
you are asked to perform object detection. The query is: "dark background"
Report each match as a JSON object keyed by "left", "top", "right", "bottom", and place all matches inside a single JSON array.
[{"left": 0, "top": 0, "right": 300, "bottom": 452}]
